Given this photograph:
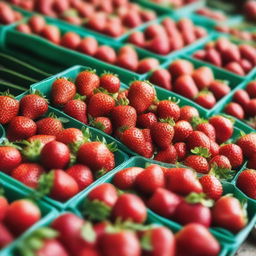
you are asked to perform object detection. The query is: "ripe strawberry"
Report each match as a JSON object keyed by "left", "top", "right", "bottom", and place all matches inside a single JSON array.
[
  {"left": 0, "top": 93, "right": 19, "bottom": 124},
  {"left": 77, "top": 141, "right": 115, "bottom": 172},
  {"left": 7, "top": 116, "right": 37, "bottom": 141},
  {"left": 0, "top": 223, "right": 13, "bottom": 249},
  {"left": 61, "top": 32, "right": 81, "bottom": 50},
  {"left": 179, "top": 105, "right": 199, "bottom": 121},
  {"left": 154, "top": 145, "right": 177, "bottom": 163},
  {"left": 86, "top": 12, "right": 107, "bottom": 32},
  {"left": 173, "top": 120, "right": 193, "bottom": 142},
  {"left": 147, "top": 188, "right": 181, "bottom": 218},
  {"left": 224, "top": 102, "right": 244, "bottom": 120},
  {"left": 87, "top": 93, "right": 115, "bottom": 117},
  {"left": 209, "top": 115, "right": 233, "bottom": 144},
  {"left": 151, "top": 120, "right": 174, "bottom": 149},
  {"left": 174, "top": 142, "right": 187, "bottom": 161},
  {"left": 192, "top": 67, "right": 214, "bottom": 90},
  {"left": 237, "top": 133, "right": 256, "bottom": 159},
  {"left": 41, "top": 25, "right": 61, "bottom": 44},
  {"left": 157, "top": 100, "right": 180, "bottom": 121},
  {"left": 20, "top": 92, "right": 48, "bottom": 119},
  {"left": 112, "top": 193, "right": 147, "bottom": 223},
  {"left": 210, "top": 140, "right": 220, "bottom": 157},
  {"left": 5, "top": 199, "right": 41, "bottom": 236},
  {"left": 225, "top": 62, "right": 245, "bottom": 76},
  {"left": 56, "top": 128, "right": 85, "bottom": 145},
  {"left": 11, "top": 163, "right": 45, "bottom": 188},
  {"left": 51, "top": 78, "right": 76, "bottom": 106},
  {"left": 113, "top": 167, "right": 144, "bottom": 190},
  {"left": 185, "top": 154, "right": 210, "bottom": 174},
  {"left": 205, "top": 48, "right": 222, "bottom": 66},
  {"left": 95, "top": 45, "right": 117, "bottom": 64},
  {"left": 0, "top": 3, "right": 15, "bottom": 24},
  {"left": 176, "top": 223, "right": 220, "bottom": 256},
  {"left": 246, "top": 99, "right": 256, "bottom": 117},
  {"left": 192, "top": 118, "right": 216, "bottom": 141},
  {"left": 199, "top": 175, "right": 223, "bottom": 200},
  {"left": 28, "top": 15, "right": 45, "bottom": 34},
  {"left": 122, "top": 11, "right": 142, "bottom": 28},
  {"left": 100, "top": 73, "right": 120, "bottom": 93},
  {"left": 66, "top": 164, "right": 93, "bottom": 191},
  {"left": 212, "top": 195, "right": 247, "bottom": 233},
  {"left": 16, "top": 23, "right": 31, "bottom": 34},
  {"left": 165, "top": 168, "right": 203, "bottom": 195},
  {"left": 0, "top": 194, "right": 8, "bottom": 222},
  {"left": 137, "top": 112, "right": 157, "bottom": 129},
  {"left": 173, "top": 75, "right": 199, "bottom": 100},
  {"left": 209, "top": 155, "right": 231, "bottom": 169},
  {"left": 237, "top": 169, "right": 256, "bottom": 199},
  {"left": 149, "top": 69, "right": 172, "bottom": 91},
  {"left": 145, "top": 35, "right": 171, "bottom": 55},
  {"left": 128, "top": 81, "right": 155, "bottom": 113},
  {"left": 239, "top": 44, "right": 256, "bottom": 65},
  {"left": 187, "top": 131, "right": 211, "bottom": 151},
  {"left": 36, "top": 115, "right": 63, "bottom": 136},
  {"left": 209, "top": 80, "right": 231, "bottom": 100},
  {"left": 169, "top": 59, "right": 194, "bottom": 79},
  {"left": 246, "top": 81, "right": 256, "bottom": 98},
  {"left": 137, "top": 58, "right": 159, "bottom": 74},
  {"left": 195, "top": 91, "right": 216, "bottom": 109},
  {"left": 78, "top": 37, "right": 98, "bottom": 56},
  {"left": 40, "top": 141, "right": 70, "bottom": 169},
  {"left": 104, "top": 17, "right": 124, "bottom": 37},
  {"left": 75, "top": 70, "right": 100, "bottom": 98},
  {"left": 63, "top": 98, "right": 88, "bottom": 124},
  {"left": 128, "top": 31, "right": 145, "bottom": 47},
  {"left": 233, "top": 89, "right": 250, "bottom": 107},
  {"left": 90, "top": 117, "right": 113, "bottom": 134}
]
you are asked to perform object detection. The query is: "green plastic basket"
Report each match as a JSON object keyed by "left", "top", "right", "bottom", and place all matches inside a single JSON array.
[
  {"left": 0, "top": 124, "right": 5, "bottom": 144},
  {"left": 0, "top": 177, "right": 58, "bottom": 256}
]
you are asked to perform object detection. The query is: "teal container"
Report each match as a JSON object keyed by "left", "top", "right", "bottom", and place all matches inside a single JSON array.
[
  {"left": 0, "top": 177, "right": 57, "bottom": 256},
  {"left": 0, "top": 125, "right": 5, "bottom": 144}
]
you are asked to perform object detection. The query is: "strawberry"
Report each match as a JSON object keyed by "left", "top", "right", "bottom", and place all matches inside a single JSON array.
[
  {"left": 0, "top": 193, "right": 8, "bottom": 222},
  {"left": 104, "top": 17, "right": 124, "bottom": 37},
  {"left": 239, "top": 44, "right": 256, "bottom": 65},
  {"left": 233, "top": 89, "right": 250, "bottom": 107},
  {"left": 78, "top": 37, "right": 98, "bottom": 56},
  {"left": 66, "top": 164, "right": 93, "bottom": 191},
  {"left": 0, "top": 223, "right": 13, "bottom": 249},
  {"left": 195, "top": 91, "right": 216, "bottom": 109},
  {"left": 157, "top": 100, "right": 180, "bottom": 121},
  {"left": 192, "top": 67, "right": 214, "bottom": 90},
  {"left": 224, "top": 102, "right": 244, "bottom": 119},
  {"left": 209, "top": 80, "right": 231, "bottom": 100},
  {"left": 40, "top": 141, "right": 70, "bottom": 169},
  {"left": 5, "top": 199, "right": 41, "bottom": 236},
  {"left": 179, "top": 105, "right": 199, "bottom": 121},
  {"left": 0, "top": 3, "right": 15, "bottom": 24},
  {"left": 176, "top": 223, "right": 220, "bottom": 256},
  {"left": 11, "top": 163, "right": 45, "bottom": 188},
  {"left": 86, "top": 12, "right": 107, "bottom": 32},
  {"left": 113, "top": 167, "right": 144, "bottom": 190},
  {"left": 137, "top": 58, "right": 159, "bottom": 74},
  {"left": 187, "top": 131, "right": 211, "bottom": 151},
  {"left": 41, "top": 25, "right": 61, "bottom": 44},
  {"left": 154, "top": 145, "right": 177, "bottom": 163},
  {"left": 36, "top": 115, "right": 63, "bottom": 136},
  {"left": 75, "top": 70, "right": 100, "bottom": 98},
  {"left": 7, "top": 116, "right": 37, "bottom": 141},
  {"left": 165, "top": 168, "right": 203, "bottom": 195},
  {"left": 128, "top": 81, "right": 155, "bottom": 114},
  {"left": 209, "top": 115, "right": 233, "bottom": 144},
  {"left": 246, "top": 99, "right": 256, "bottom": 117},
  {"left": 137, "top": 112, "right": 157, "bottom": 129},
  {"left": 16, "top": 24, "right": 31, "bottom": 34},
  {"left": 51, "top": 78, "right": 76, "bottom": 106},
  {"left": 205, "top": 48, "right": 222, "bottom": 66},
  {"left": 77, "top": 141, "right": 115, "bottom": 173},
  {"left": 128, "top": 31, "right": 145, "bottom": 47},
  {"left": 210, "top": 140, "right": 220, "bottom": 157},
  {"left": 147, "top": 188, "right": 181, "bottom": 218},
  {"left": 184, "top": 154, "right": 210, "bottom": 174},
  {"left": 225, "top": 62, "right": 245, "bottom": 76},
  {"left": 247, "top": 155, "right": 256, "bottom": 168},
  {"left": 149, "top": 69, "right": 172, "bottom": 91},
  {"left": 56, "top": 128, "right": 85, "bottom": 145},
  {"left": 95, "top": 45, "right": 117, "bottom": 64},
  {"left": 112, "top": 193, "right": 147, "bottom": 223},
  {"left": 87, "top": 93, "right": 115, "bottom": 117},
  {"left": 145, "top": 35, "right": 171, "bottom": 55},
  {"left": 199, "top": 175, "right": 223, "bottom": 200},
  {"left": 135, "top": 164, "right": 165, "bottom": 194},
  {"left": 0, "top": 93, "right": 19, "bottom": 124},
  {"left": 173, "top": 120, "right": 193, "bottom": 142},
  {"left": 90, "top": 117, "right": 113, "bottom": 134},
  {"left": 151, "top": 119, "right": 174, "bottom": 149},
  {"left": 212, "top": 195, "right": 247, "bottom": 233},
  {"left": 174, "top": 193, "right": 212, "bottom": 227},
  {"left": 192, "top": 118, "right": 216, "bottom": 141},
  {"left": 122, "top": 11, "right": 142, "bottom": 28},
  {"left": 100, "top": 73, "right": 120, "bottom": 93},
  {"left": 61, "top": 32, "right": 81, "bottom": 50},
  {"left": 169, "top": 59, "right": 194, "bottom": 79},
  {"left": 237, "top": 169, "right": 256, "bottom": 199},
  {"left": 246, "top": 81, "right": 256, "bottom": 98},
  {"left": 20, "top": 92, "right": 48, "bottom": 119},
  {"left": 63, "top": 98, "right": 88, "bottom": 124},
  {"left": 28, "top": 15, "right": 45, "bottom": 34},
  {"left": 174, "top": 142, "right": 187, "bottom": 161},
  {"left": 173, "top": 75, "right": 199, "bottom": 100},
  {"left": 209, "top": 155, "right": 231, "bottom": 169}
]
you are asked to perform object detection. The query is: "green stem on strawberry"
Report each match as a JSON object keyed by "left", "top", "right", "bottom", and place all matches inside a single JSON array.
[
  {"left": 191, "top": 147, "right": 211, "bottom": 158},
  {"left": 21, "top": 140, "right": 44, "bottom": 162},
  {"left": 185, "top": 192, "right": 214, "bottom": 207},
  {"left": 209, "top": 164, "right": 235, "bottom": 180},
  {"left": 81, "top": 222, "right": 97, "bottom": 243}
]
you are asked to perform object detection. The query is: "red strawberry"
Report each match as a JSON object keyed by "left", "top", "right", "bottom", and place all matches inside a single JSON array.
[
  {"left": 149, "top": 69, "right": 172, "bottom": 91},
  {"left": 176, "top": 223, "right": 220, "bottom": 256},
  {"left": 75, "top": 70, "right": 100, "bottom": 98},
  {"left": 41, "top": 25, "right": 61, "bottom": 44},
  {"left": 225, "top": 62, "right": 245, "bottom": 76},
  {"left": 122, "top": 11, "right": 142, "bottom": 28},
  {"left": 128, "top": 81, "right": 155, "bottom": 113},
  {"left": 100, "top": 73, "right": 120, "bottom": 93},
  {"left": 0, "top": 3, "right": 15, "bottom": 24},
  {"left": 28, "top": 15, "right": 45, "bottom": 34},
  {"left": 165, "top": 168, "right": 203, "bottom": 195},
  {"left": 185, "top": 154, "right": 210, "bottom": 174},
  {"left": 199, "top": 175, "right": 223, "bottom": 200},
  {"left": 63, "top": 98, "right": 88, "bottom": 124},
  {"left": 40, "top": 141, "right": 70, "bottom": 169},
  {"left": 209, "top": 115, "right": 233, "bottom": 144},
  {"left": 246, "top": 81, "right": 256, "bottom": 98},
  {"left": 36, "top": 115, "right": 63, "bottom": 136},
  {"left": 112, "top": 193, "right": 147, "bottom": 223},
  {"left": 192, "top": 67, "right": 214, "bottom": 90},
  {"left": 78, "top": 37, "right": 98, "bottom": 56},
  {"left": 16, "top": 23, "right": 31, "bottom": 34},
  {"left": 51, "top": 78, "right": 76, "bottom": 106},
  {"left": 0, "top": 223, "right": 13, "bottom": 249},
  {"left": 137, "top": 58, "right": 159, "bottom": 74},
  {"left": 239, "top": 44, "right": 256, "bottom": 65},
  {"left": 88, "top": 93, "right": 115, "bottom": 118},
  {"left": 86, "top": 12, "right": 107, "bottom": 32},
  {"left": 90, "top": 117, "right": 113, "bottom": 134},
  {"left": 157, "top": 100, "right": 180, "bottom": 121},
  {"left": 169, "top": 59, "right": 194, "bottom": 79},
  {"left": 20, "top": 92, "right": 48, "bottom": 119},
  {"left": 0, "top": 93, "right": 19, "bottom": 124},
  {"left": 113, "top": 167, "right": 144, "bottom": 190},
  {"left": 95, "top": 45, "right": 117, "bottom": 64},
  {"left": 61, "top": 32, "right": 81, "bottom": 50},
  {"left": 128, "top": 31, "right": 145, "bottom": 47},
  {"left": 56, "top": 128, "right": 85, "bottom": 145},
  {"left": 233, "top": 89, "right": 250, "bottom": 107},
  {"left": 104, "top": 17, "right": 124, "bottom": 37},
  {"left": 154, "top": 145, "right": 177, "bottom": 163},
  {"left": 205, "top": 48, "right": 222, "bottom": 66},
  {"left": 173, "top": 120, "right": 193, "bottom": 142},
  {"left": 246, "top": 99, "right": 256, "bottom": 117},
  {"left": 66, "top": 164, "right": 93, "bottom": 191},
  {"left": 147, "top": 188, "right": 181, "bottom": 218},
  {"left": 224, "top": 102, "right": 244, "bottom": 120},
  {"left": 209, "top": 140, "right": 220, "bottom": 157},
  {"left": 174, "top": 142, "right": 187, "bottom": 161},
  {"left": 209, "top": 80, "right": 231, "bottom": 100},
  {"left": 77, "top": 141, "right": 115, "bottom": 172},
  {"left": 212, "top": 195, "right": 247, "bottom": 233},
  {"left": 187, "top": 131, "right": 211, "bottom": 151},
  {"left": 237, "top": 133, "right": 256, "bottom": 158},
  {"left": 192, "top": 118, "right": 216, "bottom": 141},
  {"left": 137, "top": 112, "right": 157, "bottom": 129},
  {"left": 145, "top": 35, "right": 171, "bottom": 55},
  {"left": 210, "top": 155, "right": 231, "bottom": 169},
  {"left": 179, "top": 105, "right": 199, "bottom": 121},
  {"left": 7, "top": 116, "right": 37, "bottom": 141},
  {"left": 237, "top": 169, "right": 256, "bottom": 199},
  {"left": 195, "top": 91, "right": 216, "bottom": 109},
  {"left": 0, "top": 194, "right": 8, "bottom": 222},
  {"left": 11, "top": 163, "right": 45, "bottom": 188}
]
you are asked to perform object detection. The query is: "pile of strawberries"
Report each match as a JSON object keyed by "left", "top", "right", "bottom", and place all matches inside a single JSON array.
[
  {"left": 113, "top": 164, "right": 248, "bottom": 233},
  {"left": 193, "top": 37, "right": 256, "bottom": 76},
  {"left": 0, "top": 2, "right": 23, "bottom": 25},
  {"left": 195, "top": 7, "right": 227, "bottom": 21},
  {"left": 16, "top": 15, "right": 161, "bottom": 74},
  {"left": 224, "top": 80, "right": 256, "bottom": 128},
  {"left": 9, "top": 0, "right": 157, "bottom": 37},
  {"left": 149, "top": 0, "right": 199, "bottom": 9},
  {"left": 127, "top": 17, "right": 207, "bottom": 55},
  {"left": 149, "top": 59, "right": 231, "bottom": 109},
  {"left": 0, "top": 91, "right": 117, "bottom": 202},
  {"left": 0, "top": 191, "right": 42, "bottom": 249}
]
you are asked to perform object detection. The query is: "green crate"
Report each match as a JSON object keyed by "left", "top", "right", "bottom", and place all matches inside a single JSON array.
[
  {"left": 0, "top": 101, "right": 128, "bottom": 210},
  {"left": 0, "top": 177, "right": 58, "bottom": 256}
]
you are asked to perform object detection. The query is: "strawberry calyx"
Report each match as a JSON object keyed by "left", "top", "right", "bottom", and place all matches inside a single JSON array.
[
  {"left": 209, "top": 164, "right": 235, "bottom": 180},
  {"left": 219, "top": 114, "right": 235, "bottom": 124},
  {"left": 0, "top": 90, "right": 15, "bottom": 98},
  {"left": 47, "top": 112, "right": 69, "bottom": 124},
  {"left": 61, "top": 8, "right": 79, "bottom": 18},
  {"left": 95, "top": 168, "right": 108, "bottom": 179},
  {"left": 96, "top": 136, "right": 117, "bottom": 152},
  {"left": 191, "top": 147, "right": 211, "bottom": 158},
  {"left": 159, "top": 117, "right": 175, "bottom": 126},
  {"left": 17, "top": 227, "right": 58, "bottom": 256},
  {"left": 215, "top": 79, "right": 230, "bottom": 85},
  {"left": 116, "top": 97, "right": 129, "bottom": 106},
  {"left": 83, "top": 198, "right": 112, "bottom": 221},
  {"left": 191, "top": 116, "right": 208, "bottom": 128},
  {"left": 81, "top": 222, "right": 97, "bottom": 243},
  {"left": 83, "top": 68, "right": 97, "bottom": 74},
  {"left": 0, "top": 138, "right": 22, "bottom": 150},
  {"left": 74, "top": 93, "right": 86, "bottom": 101},
  {"left": 100, "top": 71, "right": 119, "bottom": 78},
  {"left": 21, "top": 139, "right": 44, "bottom": 162},
  {"left": 141, "top": 230, "right": 153, "bottom": 251},
  {"left": 185, "top": 192, "right": 214, "bottom": 207},
  {"left": 28, "top": 89, "right": 49, "bottom": 102}
]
